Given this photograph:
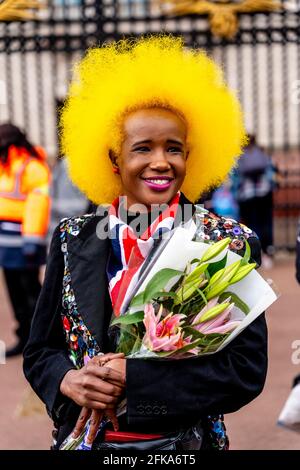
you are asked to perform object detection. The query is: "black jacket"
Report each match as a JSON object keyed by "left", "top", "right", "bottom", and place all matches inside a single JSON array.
[{"left": 23, "top": 197, "right": 268, "bottom": 446}]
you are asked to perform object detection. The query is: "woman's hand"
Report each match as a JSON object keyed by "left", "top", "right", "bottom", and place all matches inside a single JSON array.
[
  {"left": 60, "top": 352, "right": 125, "bottom": 409},
  {"left": 72, "top": 407, "right": 120, "bottom": 444},
  {"left": 70, "top": 355, "right": 127, "bottom": 445},
  {"left": 104, "top": 357, "right": 126, "bottom": 381}
]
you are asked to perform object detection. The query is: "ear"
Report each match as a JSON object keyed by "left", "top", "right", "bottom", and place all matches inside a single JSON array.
[
  {"left": 109, "top": 149, "right": 118, "bottom": 165},
  {"left": 109, "top": 149, "right": 120, "bottom": 174}
]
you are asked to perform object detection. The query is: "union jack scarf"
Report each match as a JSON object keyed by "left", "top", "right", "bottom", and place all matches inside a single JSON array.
[{"left": 107, "top": 192, "right": 180, "bottom": 316}]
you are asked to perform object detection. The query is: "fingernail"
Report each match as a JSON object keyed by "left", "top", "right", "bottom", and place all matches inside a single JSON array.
[{"left": 72, "top": 432, "right": 78, "bottom": 438}]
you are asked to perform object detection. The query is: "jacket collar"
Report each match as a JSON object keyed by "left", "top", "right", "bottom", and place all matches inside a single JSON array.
[{"left": 67, "top": 194, "right": 194, "bottom": 348}]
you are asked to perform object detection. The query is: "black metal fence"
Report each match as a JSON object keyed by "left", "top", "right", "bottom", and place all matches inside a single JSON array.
[{"left": 0, "top": 0, "right": 299, "bottom": 249}]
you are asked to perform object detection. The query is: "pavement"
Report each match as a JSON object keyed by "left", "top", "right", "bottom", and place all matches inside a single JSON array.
[{"left": 0, "top": 256, "right": 300, "bottom": 450}]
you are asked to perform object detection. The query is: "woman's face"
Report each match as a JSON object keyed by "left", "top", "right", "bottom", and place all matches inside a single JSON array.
[{"left": 115, "top": 108, "right": 188, "bottom": 211}]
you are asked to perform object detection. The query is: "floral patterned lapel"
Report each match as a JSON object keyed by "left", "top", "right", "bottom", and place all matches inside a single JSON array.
[{"left": 59, "top": 214, "right": 112, "bottom": 368}]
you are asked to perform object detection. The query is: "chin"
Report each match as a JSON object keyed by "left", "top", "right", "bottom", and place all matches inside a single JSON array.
[{"left": 142, "top": 190, "right": 177, "bottom": 208}]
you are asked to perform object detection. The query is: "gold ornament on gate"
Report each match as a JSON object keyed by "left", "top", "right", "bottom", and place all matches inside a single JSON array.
[
  {"left": 0, "top": 0, "right": 43, "bottom": 21},
  {"left": 158, "top": 0, "right": 281, "bottom": 39}
]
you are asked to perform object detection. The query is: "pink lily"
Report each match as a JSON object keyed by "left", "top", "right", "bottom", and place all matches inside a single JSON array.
[
  {"left": 192, "top": 299, "right": 241, "bottom": 335},
  {"left": 178, "top": 335, "right": 200, "bottom": 355},
  {"left": 143, "top": 304, "right": 186, "bottom": 352}
]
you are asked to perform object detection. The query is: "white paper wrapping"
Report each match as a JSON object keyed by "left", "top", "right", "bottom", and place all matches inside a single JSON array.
[{"left": 129, "top": 221, "right": 278, "bottom": 353}]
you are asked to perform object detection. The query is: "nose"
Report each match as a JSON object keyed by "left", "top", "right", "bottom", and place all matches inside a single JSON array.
[{"left": 149, "top": 149, "right": 171, "bottom": 172}]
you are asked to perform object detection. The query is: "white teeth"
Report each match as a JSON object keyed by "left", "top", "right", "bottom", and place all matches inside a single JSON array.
[{"left": 147, "top": 179, "right": 170, "bottom": 185}]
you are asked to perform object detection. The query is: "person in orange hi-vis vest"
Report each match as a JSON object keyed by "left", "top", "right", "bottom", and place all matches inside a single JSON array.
[{"left": 0, "top": 123, "right": 51, "bottom": 357}]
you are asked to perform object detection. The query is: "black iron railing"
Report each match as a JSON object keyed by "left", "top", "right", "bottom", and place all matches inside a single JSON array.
[{"left": 0, "top": 0, "right": 299, "bottom": 248}]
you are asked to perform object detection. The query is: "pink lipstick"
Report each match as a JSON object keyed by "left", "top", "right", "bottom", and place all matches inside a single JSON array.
[{"left": 142, "top": 176, "right": 174, "bottom": 192}]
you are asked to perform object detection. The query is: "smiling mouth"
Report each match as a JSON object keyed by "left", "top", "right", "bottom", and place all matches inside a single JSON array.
[
  {"left": 141, "top": 176, "right": 174, "bottom": 191},
  {"left": 142, "top": 176, "right": 174, "bottom": 184}
]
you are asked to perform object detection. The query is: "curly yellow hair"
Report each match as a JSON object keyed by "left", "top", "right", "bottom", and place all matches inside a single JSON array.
[{"left": 61, "top": 35, "right": 246, "bottom": 204}]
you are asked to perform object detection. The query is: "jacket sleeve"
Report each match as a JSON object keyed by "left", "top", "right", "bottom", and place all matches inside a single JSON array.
[
  {"left": 23, "top": 225, "right": 76, "bottom": 424},
  {"left": 126, "top": 236, "right": 268, "bottom": 431}
]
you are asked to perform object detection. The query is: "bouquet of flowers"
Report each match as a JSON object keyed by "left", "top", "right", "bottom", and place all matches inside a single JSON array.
[{"left": 110, "top": 228, "right": 277, "bottom": 359}]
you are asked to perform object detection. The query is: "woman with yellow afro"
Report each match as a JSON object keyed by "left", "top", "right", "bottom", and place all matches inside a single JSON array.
[{"left": 24, "top": 35, "right": 267, "bottom": 451}]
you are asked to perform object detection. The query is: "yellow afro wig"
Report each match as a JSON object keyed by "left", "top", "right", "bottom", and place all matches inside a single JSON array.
[{"left": 61, "top": 35, "right": 246, "bottom": 204}]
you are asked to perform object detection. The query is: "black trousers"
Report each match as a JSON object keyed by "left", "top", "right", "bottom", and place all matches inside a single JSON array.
[{"left": 3, "top": 268, "right": 41, "bottom": 345}]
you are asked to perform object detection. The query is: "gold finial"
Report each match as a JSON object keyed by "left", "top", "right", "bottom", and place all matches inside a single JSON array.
[
  {"left": 0, "top": 0, "right": 43, "bottom": 22},
  {"left": 159, "top": 0, "right": 282, "bottom": 39}
]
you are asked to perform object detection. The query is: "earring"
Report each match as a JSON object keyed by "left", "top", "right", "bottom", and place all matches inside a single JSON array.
[{"left": 113, "top": 166, "right": 119, "bottom": 174}]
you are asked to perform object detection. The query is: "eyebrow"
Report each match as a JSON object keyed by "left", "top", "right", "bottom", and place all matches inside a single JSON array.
[
  {"left": 167, "top": 139, "right": 184, "bottom": 146},
  {"left": 131, "top": 139, "right": 184, "bottom": 147},
  {"left": 132, "top": 140, "right": 152, "bottom": 146}
]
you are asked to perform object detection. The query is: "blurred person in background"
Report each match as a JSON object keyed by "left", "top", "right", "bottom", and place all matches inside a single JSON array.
[
  {"left": 0, "top": 123, "right": 50, "bottom": 357},
  {"left": 49, "top": 98, "right": 95, "bottom": 239},
  {"left": 211, "top": 178, "right": 239, "bottom": 221},
  {"left": 49, "top": 156, "right": 94, "bottom": 240},
  {"left": 233, "top": 134, "right": 277, "bottom": 269}
]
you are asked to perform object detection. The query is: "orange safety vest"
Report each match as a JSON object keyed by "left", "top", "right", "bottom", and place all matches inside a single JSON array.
[{"left": 0, "top": 145, "right": 51, "bottom": 242}]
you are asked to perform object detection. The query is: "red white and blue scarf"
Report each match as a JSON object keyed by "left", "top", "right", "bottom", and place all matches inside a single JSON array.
[{"left": 107, "top": 193, "right": 180, "bottom": 316}]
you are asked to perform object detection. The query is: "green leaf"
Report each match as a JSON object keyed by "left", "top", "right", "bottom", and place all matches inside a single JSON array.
[
  {"left": 153, "top": 291, "right": 178, "bottom": 299},
  {"left": 219, "top": 291, "right": 250, "bottom": 314},
  {"left": 202, "top": 335, "right": 226, "bottom": 353},
  {"left": 195, "top": 286, "right": 208, "bottom": 305},
  {"left": 207, "top": 253, "right": 228, "bottom": 277},
  {"left": 143, "top": 268, "right": 183, "bottom": 304},
  {"left": 111, "top": 311, "right": 144, "bottom": 326},
  {"left": 241, "top": 240, "right": 251, "bottom": 266},
  {"left": 183, "top": 326, "right": 206, "bottom": 339},
  {"left": 116, "top": 325, "right": 138, "bottom": 355},
  {"left": 131, "top": 335, "right": 142, "bottom": 354},
  {"left": 130, "top": 291, "right": 145, "bottom": 307}
]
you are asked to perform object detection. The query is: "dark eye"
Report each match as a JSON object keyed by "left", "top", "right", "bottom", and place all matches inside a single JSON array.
[
  {"left": 133, "top": 146, "right": 151, "bottom": 153},
  {"left": 168, "top": 146, "right": 183, "bottom": 154}
]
